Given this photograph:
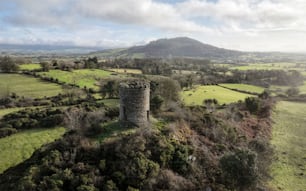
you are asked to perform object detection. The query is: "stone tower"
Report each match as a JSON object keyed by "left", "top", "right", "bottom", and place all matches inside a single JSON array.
[{"left": 119, "top": 81, "right": 150, "bottom": 127}]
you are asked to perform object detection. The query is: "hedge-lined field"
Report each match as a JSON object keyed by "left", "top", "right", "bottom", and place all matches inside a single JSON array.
[
  {"left": 39, "top": 69, "right": 115, "bottom": 90},
  {"left": 19, "top": 63, "right": 41, "bottom": 71},
  {"left": 0, "top": 107, "right": 25, "bottom": 118},
  {"left": 0, "top": 74, "right": 63, "bottom": 98},
  {"left": 0, "top": 127, "right": 66, "bottom": 173},
  {"left": 181, "top": 85, "right": 254, "bottom": 105},
  {"left": 269, "top": 101, "right": 306, "bottom": 191},
  {"left": 219, "top": 83, "right": 265, "bottom": 94},
  {"left": 230, "top": 63, "right": 302, "bottom": 71},
  {"left": 108, "top": 68, "right": 142, "bottom": 74}
]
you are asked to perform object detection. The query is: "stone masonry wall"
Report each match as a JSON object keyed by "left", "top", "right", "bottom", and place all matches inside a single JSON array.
[{"left": 119, "top": 81, "right": 150, "bottom": 127}]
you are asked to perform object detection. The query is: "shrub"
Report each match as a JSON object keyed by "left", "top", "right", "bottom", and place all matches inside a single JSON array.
[
  {"left": 0, "top": 127, "right": 17, "bottom": 138},
  {"left": 220, "top": 149, "right": 258, "bottom": 190},
  {"left": 245, "top": 97, "right": 260, "bottom": 113}
]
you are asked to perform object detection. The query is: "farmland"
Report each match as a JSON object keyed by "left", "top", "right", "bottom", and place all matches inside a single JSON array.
[
  {"left": 0, "top": 107, "right": 25, "bottom": 118},
  {"left": 19, "top": 63, "right": 41, "bottom": 70},
  {"left": 0, "top": 74, "right": 63, "bottom": 98},
  {"left": 181, "top": 85, "right": 254, "bottom": 105},
  {"left": 108, "top": 68, "right": 142, "bottom": 74},
  {"left": 269, "top": 101, "right": 306, "bottom": 191},
  {"left": 219, "top": 83, "right": 265, "bottom": 94},
  {"left": 0, "top": 127, "right": 66, "bottom": 174},
  {"left": 229, "top": 63, "right": 304, "bottom": 71},
  {"left": 38, "top": 69, "right": 114, "bottom": 90}
]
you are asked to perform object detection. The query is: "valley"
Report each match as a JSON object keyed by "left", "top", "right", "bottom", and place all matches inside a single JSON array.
[{"left": 0, "top": 37, "right": 305, "bottom": 191}]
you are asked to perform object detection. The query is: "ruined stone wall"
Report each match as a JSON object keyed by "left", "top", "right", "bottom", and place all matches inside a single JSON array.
[{"left": 119, "top": 81, "right": 150, "bottom": 127}]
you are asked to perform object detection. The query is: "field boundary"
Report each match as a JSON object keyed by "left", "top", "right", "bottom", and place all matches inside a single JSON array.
[{"left": 217, "top": 84, "right": 260, "bottom": 96}]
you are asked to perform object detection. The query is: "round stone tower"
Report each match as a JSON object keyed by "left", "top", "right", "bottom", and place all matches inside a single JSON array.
[{"left": 119, "top": 81, "right": 150, "bottom": 127}]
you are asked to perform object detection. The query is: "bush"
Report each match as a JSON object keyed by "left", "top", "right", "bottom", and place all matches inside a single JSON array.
[
  {"left": 0, "top": 127, "right": 17, "bottom": 138},
  {"left": 220, "top": 149, "right": 258, "bottom": 190},
  {"left": 245, "top": 97, "right": 260, "bottom": 113}
]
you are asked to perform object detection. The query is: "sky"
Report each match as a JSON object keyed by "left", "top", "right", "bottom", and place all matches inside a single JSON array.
[{"left": 0, "top": 0, "right": 306, "bottom": 52}]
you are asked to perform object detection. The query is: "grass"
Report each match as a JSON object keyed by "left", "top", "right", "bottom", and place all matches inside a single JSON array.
[
  {"left": 230, "top": 63, "right": 302, "bottom": 71},
  {"left": 0, "top": 107, "right": 25, "bottom": 118},
  {"left": 181, "top": 85, "right": 254, "bottom": 105},
  {"left": 108, "top": 68, "right": 142, "bottom": 74},
  {"left": 172, "top": 70, "right": 198, "bottom": 74},
  {"left": 298, "top": 81, "right": 306, "bottom": 94},
  {"left": 0, "top": 74, "right": 63, "bottom": 98},
  {"left": 0, "top": 127, "right": 66, "bottom": 174},
  {"left": 99, "top": 99, "right": 119, "bottom": 108},
  {"left": 269, "top": 81, "right": 306, "bottom": 95},
  {"left": 39, "top": 69, "right": 115, "bottom": 90},
  {"left": 269, "top": 101, "right": 306, "bottom": 191},
  {"left": 19, "top": 63, "right": 41, "bottom": 71},
  {"left": 219, "top": 83, "right": 265, "bottom": 94},
  {"left": 95, "top": 121, "right": 136, "bottom": 143}
]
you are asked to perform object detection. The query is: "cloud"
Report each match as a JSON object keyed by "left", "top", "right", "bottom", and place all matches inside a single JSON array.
[
  {"left": 176, "top": 0, "right": 306, "bottom": 31},
  {"left": 1, "top": 0, "right": 306, "bottom": 51}
]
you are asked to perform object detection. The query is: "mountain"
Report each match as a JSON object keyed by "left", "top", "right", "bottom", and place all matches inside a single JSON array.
[{"left": 92, "top": 37, "right": 243, "bottom": 59}]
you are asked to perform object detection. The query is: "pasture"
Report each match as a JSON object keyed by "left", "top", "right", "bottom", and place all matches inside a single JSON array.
[
  {"left": 219, "top": 83, "right": 265, "bottom": 94},
  {"left": 108, "top": 68, "right": 142, "bottom": 74},
  {"left": 181, "top": 85, "right": 254, "bottom": 105},
  {"left": 19, "top": 63, "right": 41, "bottom": 71},
  {"left": 0, "top": 107, "right": 25, "bottom": 118},
  {"left": 0, "top": 127, "right": 66, "bottom": 174},
  {"left": 269, "top": 101, "right": 306, "bottom": 191},
  {"left": 39, "top": 69, "right": 114, "bottom": 90},
  {"left": 0, "top": 74, "right": 63, "bottom": 98},
  {"left": 229, "top": 63, "right": 303, "bottom": 71}
]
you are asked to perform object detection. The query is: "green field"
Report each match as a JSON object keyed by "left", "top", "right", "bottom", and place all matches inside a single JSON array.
[
  {"left": 299, "top": 81, "right": 306, "bottom": 94},
  {"left": 0, "top": 107, "right": 25, "bottom": 118},
  {"left": 108, "top": 68, "right": 142, "bottom": 74},
  {"left": 219, "top": 83, "right": 265, "bottom": 94},
  {"left": 269, "top": 81, "right": 306, "bottom": 95},
  {"left": 19, "top": 63, "right": 41, "bottom": 70},
  {"left": 172, "top": 70, "right": 198, "bottom": 74},
  {"left": 230, "top": 63, "right": 302, "bottom": 71},
  {"left": 269, "top": 101, "right": 306, "bottom": 191},
  {"left": 0, "top": 127, "right": 66, "bottom": 174},
  {"left": 181, "top": 85, "right": 254, "bottom": 105},
  {"left": 39, "top": 69, "right": 114, "bottom": 90},
  {"left": 0, "top": 74, "right": 63, "bottom": 98}
]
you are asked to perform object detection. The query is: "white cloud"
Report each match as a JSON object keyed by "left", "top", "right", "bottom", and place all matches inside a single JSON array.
[{"left": 1, "top": 0, "right": 306, "bottom": 51}]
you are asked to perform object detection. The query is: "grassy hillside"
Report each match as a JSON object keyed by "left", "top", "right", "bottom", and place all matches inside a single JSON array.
[
  {"left": 39, "top": 69, "right": 114, "bottom": 90},
  {"left": 181, "top": 85, "right": 254, "bottom": 105},
  {"left": 0, "top": 74, "right": 63, "bottom": 98},
  {"left": 219, "top": 83, "right": 265, "bottom": 94},
  {"left": 269, "top": 101, "right": 306, "bottom": 191},
  {"left": 0, "top": 127, "right": 66, "bottom": 174}
]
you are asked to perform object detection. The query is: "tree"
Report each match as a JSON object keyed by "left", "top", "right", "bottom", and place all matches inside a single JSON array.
[
  {"left": 150, "top": 95, "right": 164, "bottom": 113},
  {"left": 100, "top": 80, "right": 119, "bottom": 98},
  {"left": 286, "top": 87, "right": 299, "bottom": 97},
  {"left": 245, "top": 97, "right": 260, "bottom": 114},
  {"left": 40, "top": 61, "right": 50, "bottom": 72},
  {"left": 150, "top": 77, "right": 181, "bottom": 104},
  {"left": 0, "top": 56, "right": 19, "bottom": 73}
]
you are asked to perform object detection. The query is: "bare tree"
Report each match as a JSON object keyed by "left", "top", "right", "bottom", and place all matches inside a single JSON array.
[{"left": 64, "top": 107, "right": 85, "bottom": 131}]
